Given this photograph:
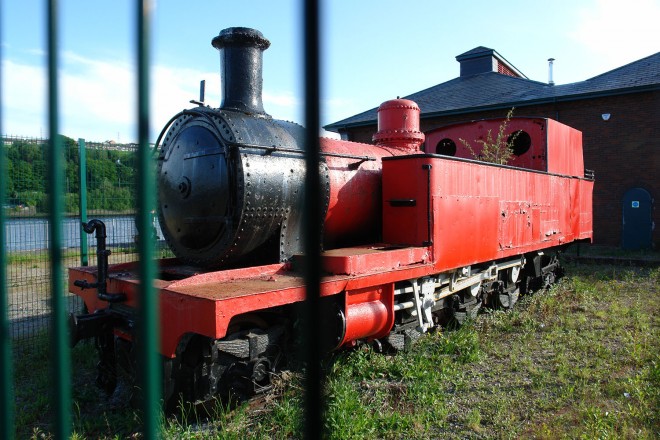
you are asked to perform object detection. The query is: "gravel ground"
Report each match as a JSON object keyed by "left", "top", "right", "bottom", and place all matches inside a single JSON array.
[{"left": 6, "top": 253, "right": 134, "bottom": 339}]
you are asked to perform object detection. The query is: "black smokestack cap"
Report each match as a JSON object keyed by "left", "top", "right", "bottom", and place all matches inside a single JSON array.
[{"left": 212, "top": 27, "right": 271, "bottom": 115}]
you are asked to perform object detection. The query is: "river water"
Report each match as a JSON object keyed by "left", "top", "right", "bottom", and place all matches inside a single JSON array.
[{"left": 4, "top": 215, "right": 164, "bottom": 252}]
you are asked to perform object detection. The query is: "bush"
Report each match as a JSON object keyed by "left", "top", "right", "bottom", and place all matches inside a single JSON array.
[{"left": 460, "top": 108, "right": 518, "bottom": 165}]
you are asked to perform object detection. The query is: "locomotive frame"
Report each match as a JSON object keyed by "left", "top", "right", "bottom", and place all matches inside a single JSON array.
[{"left": 68, "top": 27, "right": 594, "bottom": 407}]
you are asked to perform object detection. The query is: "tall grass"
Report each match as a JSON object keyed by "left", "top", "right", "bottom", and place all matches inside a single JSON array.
[{"left": 11, "top": 263, "right": 660, "bottom": 438}]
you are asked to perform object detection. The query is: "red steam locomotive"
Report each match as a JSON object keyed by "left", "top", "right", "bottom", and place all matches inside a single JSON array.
[{"left": 69, "top": 27, "right": 594, "bottom": 406}]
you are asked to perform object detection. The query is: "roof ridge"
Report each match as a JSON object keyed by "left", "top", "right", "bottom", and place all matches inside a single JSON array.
[
  {"left": 324, "top": 51, "right": 660, "bottom": 132},
  {"left": 455, "top": 46, "right": 495, "bottom": 59},
  {"left": 584, "top": 51, "right": 660, "bottom": 81}
]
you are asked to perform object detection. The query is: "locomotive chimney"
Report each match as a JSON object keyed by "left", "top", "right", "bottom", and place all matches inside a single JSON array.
[{"left": 212, "top": 27, "right": 271, "bottom": 114}]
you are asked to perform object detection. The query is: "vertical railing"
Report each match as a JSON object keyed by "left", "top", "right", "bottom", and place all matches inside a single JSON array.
[
  {"left": 46, "top": 0, "right": 72, "bottom": 438},
  {"left": 302, "top": 0, "right": 324, "bottom": 438},
  {"left": 0, "top": 1, "right": 16, "bottom": 437},
  {"left": 78, "top": 139, "right": 89, "bottom": 266},
  {"left": 135, "top": 1, "right": 160, "bottom": 438}
]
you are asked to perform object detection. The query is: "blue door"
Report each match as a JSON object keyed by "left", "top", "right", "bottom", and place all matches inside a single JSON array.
[{"left": 622, "top": 188, "right": 653, "bottom": 249}]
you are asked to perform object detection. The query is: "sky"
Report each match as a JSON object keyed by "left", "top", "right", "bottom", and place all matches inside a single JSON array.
[{"left": 1, "top": 0, "right": 659, "bottom": 143}]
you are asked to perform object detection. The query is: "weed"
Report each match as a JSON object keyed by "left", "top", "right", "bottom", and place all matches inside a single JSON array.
[
  {"left": 459, "top": 108, "right": 518, "bottom": 164},
  {"left": 10, "top": 263, "right": 660, "bottom": 438}
]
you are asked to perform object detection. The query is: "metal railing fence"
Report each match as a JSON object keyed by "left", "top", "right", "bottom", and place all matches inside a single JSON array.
[
  {"left": 134, "top": 2, "right": 160, "bottom": 436},
  {"left": 1, "top": 136, "right": 168, "bottom": 342},
  {"left": 45, "top": 3, "right": 71, "bottom": 436},
  {"left": 302, "top": 0, "right": 324, "bottom": 438},
  {"left": 0, "top": 3, "right": 16, "bottom": 436},
  {"left": 1, "top": 0, "right": 322, "bottom": 438}
]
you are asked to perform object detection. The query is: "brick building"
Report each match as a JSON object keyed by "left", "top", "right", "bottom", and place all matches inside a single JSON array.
[{"left": 325, "top": 47, "right": 660, "bottom": 249}]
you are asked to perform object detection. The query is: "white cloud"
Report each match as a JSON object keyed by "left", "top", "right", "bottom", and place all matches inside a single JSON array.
[
  {"left": 61, "top": 51, "right": 135, "bottom": 136},
  {"left": 572, "top": 0, "right": 660, "bottom": 68},
  {"left": 322, "top": 96, "right": 360, "bottom": 122},
  {"left": 263, "top": 91, "right": 298, "bottom": 108},
  {"left": 260, "top": 91, "right": 300, "bottom": 123},
  {"left": 3, "top": 53, "right": 215, "bottom": 141},
  {"left": 319, "top": 95, "right": 376, "bottom": 133},
  {"left": 1, "top": 59, "right": 47, "bottom": 137},
  {"left": 26, "top": 48, "right": 46, "bottom": 57},
  {"left": 3, "top": 51, "right": 306, "bottom": 142},
  {"left": 1, "top": 55, "right": 135, "bottom": 141},
  {"left": 151, "top": 64, "right": 219, "bottom": 136}
]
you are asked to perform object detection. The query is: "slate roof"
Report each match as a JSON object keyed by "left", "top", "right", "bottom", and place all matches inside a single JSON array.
[
  {"left": 456, "top": 46, "right": 494, "bottom": 57},
  {"left": 455, "top": 46, "right": 527, "bottom": 79},
  {"left": 324, "top": 51, "right": 660, "bottom": 132}
]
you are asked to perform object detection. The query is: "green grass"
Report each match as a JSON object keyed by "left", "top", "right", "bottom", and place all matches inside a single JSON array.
[
  {"left": 10, "top": 263, "right": 660, "bottom": 438},
  {"left": 6, "top": 249, "right": 81, "bottom": 265},
  {"left": 565, "top": 243, "right": 660, "bottom": 261},
  {"left": 6, "top": 244, "right": 173, "bottom": 267}
]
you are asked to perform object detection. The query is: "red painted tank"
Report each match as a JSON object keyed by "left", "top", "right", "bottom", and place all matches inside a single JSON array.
[{"left": 321, "top": 99, "right": 425, "bottom": 249}]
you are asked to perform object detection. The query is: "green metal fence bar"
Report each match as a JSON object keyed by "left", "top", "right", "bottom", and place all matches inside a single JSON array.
[
  {"left": 1, "top": 1, "right": 16, "bottom": 436},
  {"left": 0, "top": 143, "right": 15, "bottom": 440},
  {"left": 136, "top": 1, "right": 160, "bottom": 437},
  {"left": 46, "top": 0, "right": 71, "bottom": 438},
  {"left": 78, "top": 139, "right": 89, "bottom": 266},
  {"left": 302, "top": 0, "right": 324, "bottom": 438}
]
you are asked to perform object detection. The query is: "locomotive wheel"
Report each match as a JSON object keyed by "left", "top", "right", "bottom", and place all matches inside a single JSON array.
[
  {"left": 519, "top": 275, "right": 533, "bottom": 296},
  {"left": 217, "top": 314, "right": 278, "bottom": 403},
  {"left": 451, "top": 293, "right": 482, "bottom": 325},
  {"left": 496, "top": 287, "right": 520, "bottom": 309},
  {"left": 167, "top": 315, "right": 287, "bottom": 412},
  {"left": 226, "top": 313, "right": 269, "bottom": 335}
]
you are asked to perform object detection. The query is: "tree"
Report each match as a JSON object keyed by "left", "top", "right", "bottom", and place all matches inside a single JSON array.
[
  {"left": 63, "top": 135, "right": 80, "bottom": 165},
  {"left": 65, "top": 161, "right": 79, "bottom": 194},
  {"left": 4, "top": 135, "right": 139, "bottom": 214},
  {"left": 5, "top": 160, "right": 14, "bottom": 194},
  {"left": 460, "top": 108, "right": 519, "bottom": 165},
  {"left": 13, "top": 161, "right": 36, "bottom": 192},
  {"left": 18, "top": 141, "right": 43, "bottom": 163}
]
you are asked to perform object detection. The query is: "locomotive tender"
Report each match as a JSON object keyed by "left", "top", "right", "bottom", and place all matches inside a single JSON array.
[{"left": 69, "top": 27, "right": 594, "bottom": 406}]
